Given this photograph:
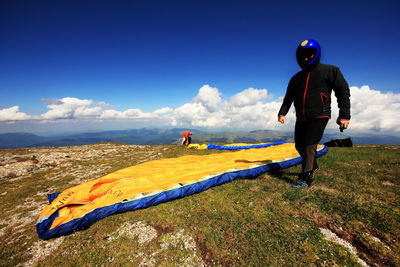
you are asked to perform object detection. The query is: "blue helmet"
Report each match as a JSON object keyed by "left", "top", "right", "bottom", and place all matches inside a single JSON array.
[{"left": 296, "top": 39, "right": 321, "bottom": 69}]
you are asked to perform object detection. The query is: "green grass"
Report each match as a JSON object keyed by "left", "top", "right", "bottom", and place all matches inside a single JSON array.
[{"left": 0, "top": 144, "right": 399, "bottom": 266}]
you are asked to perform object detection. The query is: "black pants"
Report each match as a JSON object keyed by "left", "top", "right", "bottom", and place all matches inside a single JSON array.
[
  {"left": 183, "top": 136, "right": 192, "bottom": 146},
  {"left": 295, "top": 118, "right": 329, "bottom": 172}
]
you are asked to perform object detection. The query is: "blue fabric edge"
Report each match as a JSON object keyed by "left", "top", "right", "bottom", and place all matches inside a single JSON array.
[
  {"left": 47, "top": 192, "right": 62, "bottom": 204},
  {"left": 206, "top": 141, "right": 286, "bottom": 150},
  {"left": 37, "top": 145, "right": 328, "bottom": 240}
]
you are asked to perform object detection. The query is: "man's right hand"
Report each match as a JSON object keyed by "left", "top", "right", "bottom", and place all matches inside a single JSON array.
[
  {"left": 278, "top": 115, "right": 286, "bottom": 124},
  {"left": 337, "top": 118, "right": 350, "bottom": 132}
]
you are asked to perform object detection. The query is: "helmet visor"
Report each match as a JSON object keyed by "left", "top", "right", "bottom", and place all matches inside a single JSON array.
[{"left": 298, "top": 47, "right": 317, "bottom": 65}]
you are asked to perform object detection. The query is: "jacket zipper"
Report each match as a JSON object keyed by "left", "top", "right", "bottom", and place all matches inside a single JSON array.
[
  {"left": 302, "top": 72, "right": 310, "bottom": 120},
  {"left": 320, "top": 92, "right": 326, "bottom": 106}
]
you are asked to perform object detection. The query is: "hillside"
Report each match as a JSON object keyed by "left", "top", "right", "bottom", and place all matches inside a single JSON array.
[{"left": 0, "top": 143, "right": 399, "bottom": 266}]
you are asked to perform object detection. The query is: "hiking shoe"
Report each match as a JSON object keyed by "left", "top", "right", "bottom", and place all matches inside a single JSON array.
[
  {"left": 292, "top": 179, "right": 309, "bottom": 188},
  {"left": 299, "top": 168, "right": 318, "bottom": 182}
]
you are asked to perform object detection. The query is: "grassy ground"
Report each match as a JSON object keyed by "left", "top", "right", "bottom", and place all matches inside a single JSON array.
[{"left": 0, "top": 144, "right": 399, "bottom": 266}]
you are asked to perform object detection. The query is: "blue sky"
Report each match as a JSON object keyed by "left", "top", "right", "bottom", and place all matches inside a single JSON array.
[{"left": 1, "top": 0, "right": 400, "bottom": 135}]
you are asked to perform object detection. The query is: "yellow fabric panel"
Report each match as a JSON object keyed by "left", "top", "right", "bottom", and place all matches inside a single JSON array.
[
  {"left": 40, "top": 143, "right": 307, "bottom": 229},
  {"left": 187, "top": 144, "right": 208, "bottom": 149}
]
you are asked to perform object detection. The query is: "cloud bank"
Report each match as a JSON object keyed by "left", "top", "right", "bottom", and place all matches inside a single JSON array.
[
  {"left": 1, "top": 85, "right": 399, "bottom": 134},
  {"left": 0, "top": 106, "right": 32, "bottom": 121}
]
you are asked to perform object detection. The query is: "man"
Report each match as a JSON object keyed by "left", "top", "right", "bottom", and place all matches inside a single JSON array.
[
  {"left": 278, "top": 39, "right": 351, "bottom": 188},
  {"left": 181, "top": 131, "right": 192, "bottom": 146}
]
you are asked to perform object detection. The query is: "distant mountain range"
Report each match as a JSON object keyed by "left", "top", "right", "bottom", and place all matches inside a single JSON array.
[{"left": 0, "top": 128, "right": 399, "bottom": 149}]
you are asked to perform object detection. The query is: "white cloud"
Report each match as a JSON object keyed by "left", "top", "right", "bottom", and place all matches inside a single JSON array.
[
  {"left": 100, "top": 109, "right": 124, "bottom": 119},
  {"left": 170, "top": 86, "right": 283, "bottom": 129},
  {"left": 230, "top": 87, "right": 272, "bottom": 107},
  {"left": 0, "top": 106, "right": 31, "bottom": 121},
  {"left": 123, "top": 109, "right": 156, "bottom": 119},
  {"left": 192, "top": 84, "right": 222, "bottom": 112},
  {"left": 41, "top": 97, "right": 96, "bottom": 120},
  {"left": 100, "top": 108, "right": 170, "bottom": 120},
  {"left": 154, "top": 107, "right": 173, "bottom": 115},
  {"left": 1, "top": 84, "right": 399, "bottom": 134},
  {"left": 74, "top": 106, "right": 103, "bottom": 117},
  {"left": 327, "top": 85, "right": 400, "bottom": 133},
  {"left": 96, "top": 101, "right": 113, "bottom": 108}
]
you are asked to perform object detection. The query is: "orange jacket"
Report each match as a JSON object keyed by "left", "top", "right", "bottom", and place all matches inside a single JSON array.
[{"left": 182, "top": 131, "right": 192, "bottom": 138}]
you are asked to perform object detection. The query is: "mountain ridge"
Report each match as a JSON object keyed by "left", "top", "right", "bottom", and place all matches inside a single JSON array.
[{"left": 1, "top": 128, "right": 399, "bottom": 149}]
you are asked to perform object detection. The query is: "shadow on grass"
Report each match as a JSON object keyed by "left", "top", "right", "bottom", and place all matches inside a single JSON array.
[{"left": 268, "top": 170, "right": 298, "bottom": 185}]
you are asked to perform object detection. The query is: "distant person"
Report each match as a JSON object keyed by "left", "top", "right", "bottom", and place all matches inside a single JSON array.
[
  {"left": 278, "top": 39, "right": 351, "bottom": 188},
  {"left": 181, "top": 131, "right": 192, "bottom": 146}
]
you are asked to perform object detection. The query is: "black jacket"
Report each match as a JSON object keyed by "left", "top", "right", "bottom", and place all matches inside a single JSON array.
[{"left": 278, "top": 63, "right": 351, "bottom": 121}]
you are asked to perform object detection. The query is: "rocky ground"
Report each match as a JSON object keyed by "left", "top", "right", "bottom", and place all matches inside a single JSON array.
[
  {"left": 0, "top": 143, "right": 181, "bottom": 266},
  {"left": 0, "top": 143, "right": 149, "bottom": 179}
]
